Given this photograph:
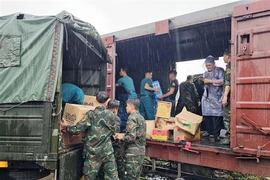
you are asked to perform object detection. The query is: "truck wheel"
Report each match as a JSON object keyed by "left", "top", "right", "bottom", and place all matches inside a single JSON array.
[{"left": 0, "top": 169, "right": 50, "bottom": 180}]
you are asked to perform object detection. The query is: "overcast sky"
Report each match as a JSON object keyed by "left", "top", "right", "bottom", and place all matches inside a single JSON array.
[{"left": 0, "top": 0, "right": 239, "bottom": 35}]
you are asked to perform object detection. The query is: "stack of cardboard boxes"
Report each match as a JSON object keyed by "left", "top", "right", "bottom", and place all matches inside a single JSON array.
[
  {"left": 152, "top": 101, "right": 175, "bottom": 141},
  {"left": 61, "top": 95, "right": 104, "bottom": 148},
  {"left": 174, "top": 108, "right": 202, "bottom": 142},
  {"left": 146, "top": 101, "right": 202, "bottom": 142},
  {"left": 62, "top": 96, "right": 202, "bottom": 147}
]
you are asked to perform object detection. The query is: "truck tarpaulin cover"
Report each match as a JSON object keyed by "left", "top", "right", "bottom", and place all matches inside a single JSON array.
[{"left": 0, "top": 11, "right": 109, "bottom": 104}]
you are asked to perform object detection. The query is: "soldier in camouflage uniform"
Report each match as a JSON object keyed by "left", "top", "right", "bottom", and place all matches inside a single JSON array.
[
  {"left": 175, "top": 75, "right": 201, "bottom": 115},
  {"left": 115, "top": 98, "right": 146, "bottom": 180},
  {"left": 221, "top": 50, "right": 231, "bottom": 145},
  {"left": 61, "top": 91, "right": 119, "bottom": 180},
  {"left": 97, "top": 99, "right": 125, "bottom": 180}
]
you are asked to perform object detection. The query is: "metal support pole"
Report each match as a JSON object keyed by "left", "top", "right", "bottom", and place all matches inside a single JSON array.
[
  {"left": 151, "top": 159, "right": 156, "bottom": 172},
  {"left": 54, "top": 169, "right": 58, "bottom": 180},
  {"left": 177, "top": 162, "right": 181, "bottom": 178}
]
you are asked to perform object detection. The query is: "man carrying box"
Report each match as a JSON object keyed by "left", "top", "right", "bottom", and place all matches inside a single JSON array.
[
  {"left": 61, "top": 92, "right": 119, "bottom": 180},
  {"left": 98, "top": 99, "right": 125, "bottom": 180},
  {"left": 159, "top": 70, "right": 179, "bottom": 117},
  {"left": 62, "top": 83, "right": 84, "bottom": 113},
  {"left": 139, "top": 70, "right": 159, "bottom": 120}
]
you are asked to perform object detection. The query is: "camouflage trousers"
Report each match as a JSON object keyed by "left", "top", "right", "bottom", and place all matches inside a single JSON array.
[
  {"left": 83, "top": 154, "right": 119, "bottom": 180},
  {"left": 97, "top": 146, "right": 125, "bottom": 180},
  {"left": 125, "top": 155, "right": 144, "bottom": 180},
  {"left": 223, "top": 104, "right": 231, "bottom": 139}
]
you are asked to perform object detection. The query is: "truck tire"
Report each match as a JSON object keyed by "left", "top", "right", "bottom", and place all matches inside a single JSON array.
[{"left": 0, "top": 169, "right": 50, "bottom": 180}]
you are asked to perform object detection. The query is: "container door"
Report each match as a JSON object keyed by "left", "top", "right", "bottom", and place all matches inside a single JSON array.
[
  {"left": 231, "top": 0, "right": 270, "bottom": 157},
  {"left": 102, "top": 36, "right": 116, "bottom": 99}
]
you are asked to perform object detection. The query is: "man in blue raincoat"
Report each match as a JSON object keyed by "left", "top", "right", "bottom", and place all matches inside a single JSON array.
[
  {"left": 139, "top": 70, "right": 159, "bottom": 120},
  {"left": 201, "top": 56, "right": 224, "bottom": 141},
  {"left": 62, "top": 83, "right": 84, "bottom": 108},
  {"left": 116, "top": 67, "right": 137, "bottom": 99}
]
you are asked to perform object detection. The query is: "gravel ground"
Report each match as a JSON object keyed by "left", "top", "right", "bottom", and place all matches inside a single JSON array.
[{"left": 142, "top": 173, "right": 173, "bottom": 180}]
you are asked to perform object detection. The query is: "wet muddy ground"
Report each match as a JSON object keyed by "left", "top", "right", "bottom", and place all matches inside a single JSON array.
[{"left": 142, "top": 157, "right": 268, "bottom": 180}]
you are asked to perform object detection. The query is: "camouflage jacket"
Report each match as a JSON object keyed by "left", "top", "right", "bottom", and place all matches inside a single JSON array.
[
  {"left": 178, "top": 81, "right": 200, "bottom": 104},
  {"left": 111, "top": 115, "right": 121, "bottom": 148},
  {"left": 224, "top": 62, "right": 231, "bottom": 87},
  {"left": 66, "top": 106, "right": 116, "bottom": 158},
  {"left": 123, "top": 111, "right": 146, "bottom": 156},
  {"left": 224, "top": 62, "right": 231, "bottom": 101}
]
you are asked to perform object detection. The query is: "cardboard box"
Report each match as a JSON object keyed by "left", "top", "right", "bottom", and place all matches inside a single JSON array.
[
  {"left": 155, "top": 117, "right": 176, "bottom": 130},
  {"left": 152, "top": 128, "right": 170, "bottom": 141},
  {"left": 145, "top": 120, "right": 156, "bottom": 139},
  {"left": 153, "top": 81, "right": 163, "bottom": 97},
  {"left": 62, "top": 104, "right": 95, "bottom": 147},
  {"left": 174, "top": 127, "right": 200, "bottom": 142},
  {"left": 63, "top": 104, "right": 95, "bottom": 124},
  {"left": 156, "top": 101, "right": 172, "bottom": 119},
  {"left": 83, "top": 95, "right": 103, "bottom": 107},
  {"left": 175, "top": 107, "right": 202, "bottom": 135}
]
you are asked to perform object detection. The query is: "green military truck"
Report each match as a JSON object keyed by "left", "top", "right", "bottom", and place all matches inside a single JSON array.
[{"left": 0, "top": 11, "right": 110, "bottom": 180}]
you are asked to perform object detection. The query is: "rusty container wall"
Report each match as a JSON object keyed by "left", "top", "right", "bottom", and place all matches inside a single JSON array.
[
  {"left": 231, "top": 0, "right": 270, "bottom": 157},
  {"left": 102, "top": 36, "right": 116, "bottom": 99}
]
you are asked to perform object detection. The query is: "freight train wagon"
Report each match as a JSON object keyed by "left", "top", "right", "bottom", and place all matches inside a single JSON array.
[{"left": 102, "top": 0, "right": 270, "bottom": 177}]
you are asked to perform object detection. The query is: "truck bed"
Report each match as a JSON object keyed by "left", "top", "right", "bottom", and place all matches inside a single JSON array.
[{"left": 0, "top": 102, "right": 53, "bottom": 160}]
